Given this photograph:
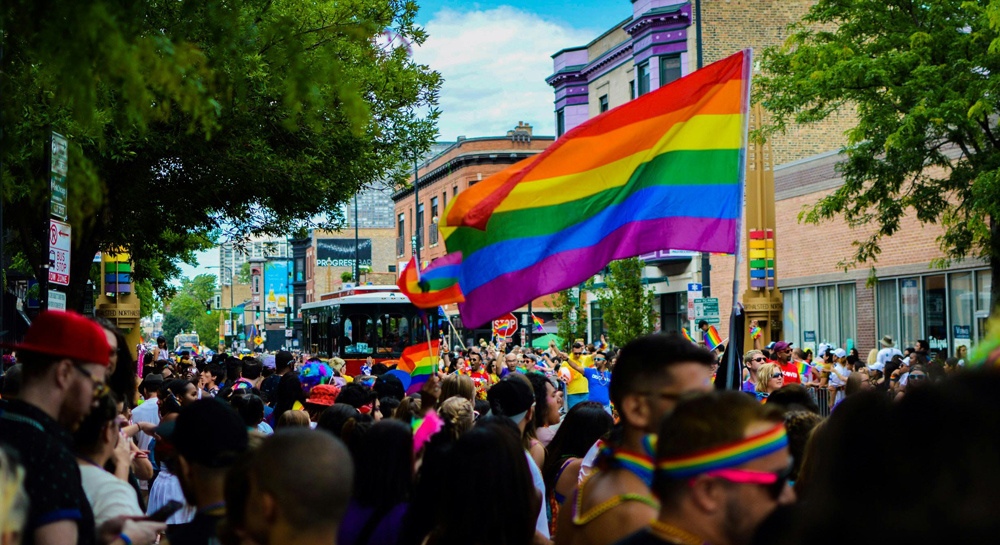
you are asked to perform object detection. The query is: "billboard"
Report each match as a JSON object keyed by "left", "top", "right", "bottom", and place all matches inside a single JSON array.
[
  {"left": 317, "top": 238, "right": 372, "bottom": 268},
  {"left": 263, "top": 260, "right": 290, "bottom": 323}
]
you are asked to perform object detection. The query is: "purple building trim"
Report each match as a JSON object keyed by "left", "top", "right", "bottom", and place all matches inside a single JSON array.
[{"left": 633, "top": 40, "right": 688, "bottom": 65}]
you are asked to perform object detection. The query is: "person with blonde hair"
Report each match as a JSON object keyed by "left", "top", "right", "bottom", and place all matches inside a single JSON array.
[
  {"left": 439, "top": 374, "right": 474, "bottom": 403},
  {"left": 275, "top": 409, "right": 311, "bottom": 429},
  {"left": 437, "top": 397, "right": 475, "bottom": 441},
  {"left": 755, "top": 363, "right": 784, "bottom": 402},
  {"left": 0, "top": 447, "right": 28, "bottom": 545}
]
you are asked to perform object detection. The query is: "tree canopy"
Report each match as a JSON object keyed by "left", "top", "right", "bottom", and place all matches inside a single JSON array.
[
  {"left": 161, "top": 274, "right": 220, "bottom": 346},
  {"left": 597, "top": 258, "right": 658, "bottom": 348},
  {"left": 2, "top": 0, "right": 441, "bottom": 308},
  {"left": 756, "top": 0, "right": 1000, "bottom": 312}
]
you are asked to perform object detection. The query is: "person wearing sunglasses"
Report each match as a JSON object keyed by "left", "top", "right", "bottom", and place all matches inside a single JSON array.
[
  {"left": 895, "top": 364, "right": 929, "bottom": 401},
  {"left": 741, "top": 350, "right": 767, "bottom": 393},
  {"left": 755, "top": 363, "right": 784, "bottom": 403},
  {"left": 616, "top": 391, "right": 794, "bottom": 545}
]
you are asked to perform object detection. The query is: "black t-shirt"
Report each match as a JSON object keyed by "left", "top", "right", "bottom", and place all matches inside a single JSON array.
[
  {"left": 0, "top": 399, "right": 95, "bottom": 545},
  {"left": 612, "top": 528, "right": 677, "bottom": 545},
  {"left": 167, "top": 510, "right": 224, "bottom": 545}
]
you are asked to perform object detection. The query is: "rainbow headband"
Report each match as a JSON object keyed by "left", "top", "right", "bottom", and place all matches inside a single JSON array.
[{"left": 657, "top": 422, "right": 787, "bottom": 479}]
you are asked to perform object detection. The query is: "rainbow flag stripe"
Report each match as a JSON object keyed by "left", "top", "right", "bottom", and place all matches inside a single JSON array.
[
  {"left": 397, "top": 254, "right": 465, "bottom": 309},
  {"left": 704, "top": 325, "right": 723, "bottom": 349},
  {"left": 438, "top": 51, "right": 752, "bottom": 327},
  {"left": 796, "top": 361, "right": 811, "bottom": 377},
  {"left": 681, "top": 328, "right": 696, "bottom": 344},
  {"left": 657, "top": 422, "right": 787, "bottom": 478},
  {"left": 398, "top": 340, "right": 440, "bottom": 394},
  {"left": 532, "top": 314, "right": 544, "bottom": 332}
]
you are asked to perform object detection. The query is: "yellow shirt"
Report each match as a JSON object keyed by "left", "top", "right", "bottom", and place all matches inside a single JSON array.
[{"left": 566, "top": 354, "right": 594, "bottom": 395}]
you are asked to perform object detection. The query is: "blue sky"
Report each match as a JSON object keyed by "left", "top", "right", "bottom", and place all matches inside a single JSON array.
[{"left": 179, "top": 1, "right": 626, "bottom": 282}]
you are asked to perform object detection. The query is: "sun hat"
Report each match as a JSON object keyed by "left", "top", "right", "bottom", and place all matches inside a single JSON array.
[
  {"left": 880, "top": 335, "right": 894, "bottom": 348},
  {"left": 5, "top": 311, "right": 111, "bottom": 366}
]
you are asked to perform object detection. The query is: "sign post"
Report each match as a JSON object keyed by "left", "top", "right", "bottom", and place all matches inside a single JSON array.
[
  {"left": 687, "top": 282, "right": 702, "bottom": 336},
  {"left": 44, "top": 132, "right": 71, "bottom": 310},
  {"left": 492, "top": 312, "right": 518, "bottom": 344},
  {"left": 694, "top": 297, "right": 720, "bottom": 326}
]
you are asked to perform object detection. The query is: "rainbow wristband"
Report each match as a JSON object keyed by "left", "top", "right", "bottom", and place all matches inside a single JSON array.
[{"left": 119, "top": 533, "right": 133, "bottom": 545}]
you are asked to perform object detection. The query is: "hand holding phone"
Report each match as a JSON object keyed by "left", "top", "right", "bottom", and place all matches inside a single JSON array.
[{"left": 146, "top": 500, "right": 184, "bottom": 523}]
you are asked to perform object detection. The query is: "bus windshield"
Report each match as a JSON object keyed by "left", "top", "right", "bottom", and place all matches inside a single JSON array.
[{"left": 337, "top": 305, "right": 420, "bottom": 357}]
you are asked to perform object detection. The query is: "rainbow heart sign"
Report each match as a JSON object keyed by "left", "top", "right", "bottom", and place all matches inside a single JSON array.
[{"left": 492, "top": 312, "right": 519, "bottom": 340}]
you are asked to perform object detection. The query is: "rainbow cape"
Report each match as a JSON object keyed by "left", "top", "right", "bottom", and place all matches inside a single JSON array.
[
  {"left": 398, "top": 339, "right": 440, "bottom": 394},
  {"left": 397, "top": 254, "right": 465, "bottom": 309},
  {"left": 437, "top": 51, "right": 752, "bottom": 327},
  {"left": 704, "top": 326, "right": 723, "bottom": 349}
]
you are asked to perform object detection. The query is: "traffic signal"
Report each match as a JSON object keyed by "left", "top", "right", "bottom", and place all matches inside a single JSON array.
[{"left": 205, "top": 302, "right": 212, "bottom": 314}]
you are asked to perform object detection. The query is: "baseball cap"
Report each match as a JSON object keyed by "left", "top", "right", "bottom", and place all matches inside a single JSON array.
[
  {"left": 155, "top": 399, "right": 248, "bottom": 468},
  {"left": 486, "top": 378, "right": 535, "bottom": 424},
  {"left": 306, "top": 384, "right": 341, "bottom": 406},
  {"left": 773, "top": 341, "right": 793, "bottom": 353},
  {"left": 833, "top": 348, "right": 847, "bottom": 359},
  {"left": 5, "top": 311, "right": 111, "bottom": 366},
  {"left": 139, "top": 373, "right": 165, "bottom": 393}
]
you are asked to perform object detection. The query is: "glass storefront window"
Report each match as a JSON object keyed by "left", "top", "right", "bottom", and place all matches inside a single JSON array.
[
  {"left": 877, "top": 280, "right": 899, "bottom": 343},
  {"left": 977, "top": 270, "right": 992, "bottom": 313},
  {"left": 949, "top": 272, "right": 973, "bottom": 359},
  {"left": 818, "top": 285, "right": 840, "bottom": 347},
  {"left": 800, "top": 287, "right": 818, "bottom": 350},
  {"left": 782, "top": 289, "right": 799, "bottom": 350},
  {"left": 900, "top": 277, "right": 921, "bottom": 348},
  {"left": 923, "top": 275, "right": 948, "bottom": 355},
  {"left": 838, "top": 283, "right": 856, "bottom": 349}
]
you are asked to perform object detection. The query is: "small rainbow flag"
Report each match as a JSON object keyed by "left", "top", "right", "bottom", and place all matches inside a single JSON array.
[
  {"left": 398, "top": 340, "right": 440, "bottom": 394},
  {"left": 681, "top": 328, "right": 696, "bottom": 344},
  {"left": 397, "top": 254, "right": 465, "bottom": 309},
  {"left": 795, "top": 361, "right": 811, "bottom": 378},
  {"left": 532, "top": 314, "right": 544, "bottom": 332},
  {"left": 704, "top": 326, "right": 723, "bottom": 349}
]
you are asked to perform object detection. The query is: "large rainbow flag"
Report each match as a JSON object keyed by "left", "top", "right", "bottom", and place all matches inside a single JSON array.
[
  {"left": 398, "top": 340, "right": 440, "bottom": 394},
  {"left": 437, "top": 50, "right": 752, "bottom": 327},
  {"left": 397, "top": 254, "right": 465, "bottom": 309}
]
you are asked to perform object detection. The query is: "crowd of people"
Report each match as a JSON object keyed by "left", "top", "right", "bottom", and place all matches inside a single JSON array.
[{"left": 1, "top": 309, "right": 1000, "bottom": 545}]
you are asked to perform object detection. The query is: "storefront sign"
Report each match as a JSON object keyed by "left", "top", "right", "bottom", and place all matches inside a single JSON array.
[{"left": 316, "top": 238, "right": 372, "bottom": 268}]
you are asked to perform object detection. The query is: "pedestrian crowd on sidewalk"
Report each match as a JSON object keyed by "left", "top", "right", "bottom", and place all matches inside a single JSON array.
[{"left": 1, "top": 310, "right": 1000, "bottom": 545}]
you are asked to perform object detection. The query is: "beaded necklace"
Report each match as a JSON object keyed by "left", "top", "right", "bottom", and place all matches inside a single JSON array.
[{"left": 648, "top": 520, "right": 705, "bottom": 545}]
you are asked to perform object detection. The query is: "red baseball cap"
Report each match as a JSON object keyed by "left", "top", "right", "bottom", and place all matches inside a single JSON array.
[{"left": 6, "top": 311, "right": 111, "bottom": 366}]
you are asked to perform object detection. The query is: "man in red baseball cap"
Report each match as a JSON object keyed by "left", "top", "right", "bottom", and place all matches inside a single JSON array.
[{"left": 0, "top": 311, "right": 164, "bottom": 545}]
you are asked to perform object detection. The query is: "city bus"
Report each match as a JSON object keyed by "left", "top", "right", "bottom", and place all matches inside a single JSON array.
[
  {"left": 300, "top": 285, "right": 443, "bottom": 376},
  {"left": 174, "top": 332, "right": 200, "bottom": 354}
]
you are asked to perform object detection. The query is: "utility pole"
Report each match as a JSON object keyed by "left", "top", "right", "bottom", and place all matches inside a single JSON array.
[
  {"left": 413, "top": 154, "right": 421, "bottom": 265},
  {"left": 354, "top": 193, "right": 360, "bottom": 283}
]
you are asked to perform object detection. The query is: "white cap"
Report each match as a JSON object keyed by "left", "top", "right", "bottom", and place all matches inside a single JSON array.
[{"left": 833, "top": 348, "right": 847, "bottom": 359}]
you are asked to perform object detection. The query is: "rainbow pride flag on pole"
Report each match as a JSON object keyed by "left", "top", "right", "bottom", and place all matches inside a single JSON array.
[
  {"left": 532, "top": 314, "right": 544, "bottom": 332},
  {"left": 681, "top": 328, "right": 696, "bottom": 344},
  {"left": 398, "top": 340, "right": 440, "bottom": 394},
  {"left": 704, "top": 326, "right": 724, "bottom": 349},
  {"left": 437, "top": 50, "right": 752, "bottom": 327},
  {"left": 397, "top": 254, "right": 465, "bottom": 309}
]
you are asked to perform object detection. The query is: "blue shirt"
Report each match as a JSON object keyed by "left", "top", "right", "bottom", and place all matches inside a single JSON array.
[{"left": 584, "top": 368, "right": 611, "bottom": 406}]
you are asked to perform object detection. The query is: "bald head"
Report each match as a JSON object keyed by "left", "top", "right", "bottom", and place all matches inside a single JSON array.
[{"left": 251, "top": 429, "right": 353, "bottom": 531}]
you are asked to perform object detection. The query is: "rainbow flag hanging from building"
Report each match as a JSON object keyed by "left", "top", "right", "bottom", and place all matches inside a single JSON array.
[
  {"left": 398, "top": 340, "right": 440, "bottom": 394},
  {"left": 397, "top": 254, "right": 465, "bottom": 309},
  {"left": 704, "top": 326, "right": 724, "bottom": 349},
  {"left": 437, "top": 50, "right": 752, "bottom": 327}
]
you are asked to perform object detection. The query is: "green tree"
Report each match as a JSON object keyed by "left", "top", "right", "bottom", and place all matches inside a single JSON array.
[
  {"left": 550, "top": 287, "right": 588, "bottom": 347},
  {"left": 162, "top": 274, "right": 219, "bottom": 347},
  {"left": 597, "top": 258, "right": 658, "bottom": 347},
  {"left": 2, "top": 0, "right": 441, "bottom": 308},
  {"left": 756, "top": 0, "right": 1000, "bottom": 314}
]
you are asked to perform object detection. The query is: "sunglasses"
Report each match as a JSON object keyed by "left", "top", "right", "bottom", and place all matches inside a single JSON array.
[
  {"left": 908, "top": 374, "right": 927, "bottom": 381},
  {"left": 771, "top": 373, "right": 783, "bottom": 379},
  {"left": 696, "top": 464, "right": 793, "bottom": 500},
  {"left": 753, "top": 357, "right": 767, "bottom": 362},
  {"left": 74, "top": 365, "right": 109, "bottom": 398},
  {"left": 594, "top": 357, "right": 606, "bottom": 362}
]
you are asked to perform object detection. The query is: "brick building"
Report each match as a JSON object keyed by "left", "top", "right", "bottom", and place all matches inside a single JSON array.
[{"left": 549, "top": 0, "right": 992, "bottom": 356}]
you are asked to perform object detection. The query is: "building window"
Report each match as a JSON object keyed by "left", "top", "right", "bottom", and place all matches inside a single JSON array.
[
  {"left": 430, "top": 197, "right": 439, "bottom": 221},
  {"left": 599, "top": 95, "right": 609, "bottom": 113},
  {"left": 637, "top": 62, "right": 650, "bottom": 96},
  {"left": 659, "top": 55, "right": 682, "bottom": 88},
  {"left": 659, "top": 293, "right": 686, "bottom": 334},
  {"left": 629, "top": 80, "right": 636, "bottom": 100},
  {"left": 924, "top": 275, "right": 947, "bottom": 353},
  {"left": 397, "top": 213, "right": 404, "bottom": 238},
  {"left": 877, "top": 280, "right": 898, "bottom": 343},
  {"left": 783, "top": 283, "right": 856, "bottom": 351},
  {"left": 590, "top": 302, "right": 605, "bottom": 341},
  {"left": 453, "top": 186, "right": 458, "bottom": 197},
  {"left": 900, "top": 277, "right": 921, "bottom": 349},
  {"left": 556, "top": 109, "right": 565, "bottom": 137},
  {"left": 416, "top": 203, "right": 425, "bottom": 248},
  {"left": 782, "top": 289, "right": 799, "bottom": 349}
]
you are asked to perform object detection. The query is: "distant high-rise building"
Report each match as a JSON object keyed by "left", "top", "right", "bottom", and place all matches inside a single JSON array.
[
  {"left": 219, "top": 236, "right": 290, "bottom": 285},
  {"left": 345, "top": 185, "right": 396, "bottom": 229}
]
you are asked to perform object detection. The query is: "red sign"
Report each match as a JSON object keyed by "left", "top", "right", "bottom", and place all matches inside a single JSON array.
[
  {"left": 48, "top": 219, "right": 71, "bottom": 286},
  {"left": 492, "top": 313, "right": 518, "bottom": 339}
]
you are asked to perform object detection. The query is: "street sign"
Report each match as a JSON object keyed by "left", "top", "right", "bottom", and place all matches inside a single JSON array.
[
  {"left": 50, "top": 132, "right": 69, "bottom": 221},
  {"left": 687, "top": 283, "right": 703, "bottom": 321},
  {"left": 48, "top": 290, "right": 66, "bottom": 311},
  {"left": 693, "top": 297, "right": 720, "bottom": 324},
  {"left": 254, "top": 336, "right": 263, "bottom": 345},
  {"left": 492, "top": 312, "right": 518, "bottom": 339},
  {"left": 48, "top": 219, "right": 71, "bottom": 286}
]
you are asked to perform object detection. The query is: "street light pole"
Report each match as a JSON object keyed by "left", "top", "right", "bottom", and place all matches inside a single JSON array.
[
  {"left": 354, "top": 193, "right": 360, "bottom": 283},
  {"left": 413, "top": 153, "right": 421, "bottom": 265}
]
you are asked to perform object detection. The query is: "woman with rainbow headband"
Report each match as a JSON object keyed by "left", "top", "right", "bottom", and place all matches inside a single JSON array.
[{"left": 616, "top": 391, "right": 795, "bottom": 545}]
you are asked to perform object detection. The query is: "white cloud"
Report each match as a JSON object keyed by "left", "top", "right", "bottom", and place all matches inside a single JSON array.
[{"left": 414, "top": 6, "right": 597, "bottom": 140}]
